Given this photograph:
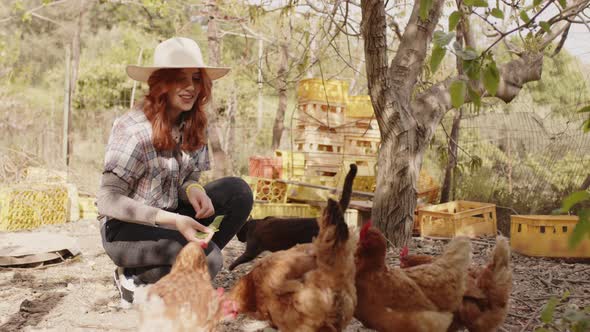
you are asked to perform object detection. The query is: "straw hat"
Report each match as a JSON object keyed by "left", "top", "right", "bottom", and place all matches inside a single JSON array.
[{"left": 126, "top": 37, "right": 230, "bottom": 82}]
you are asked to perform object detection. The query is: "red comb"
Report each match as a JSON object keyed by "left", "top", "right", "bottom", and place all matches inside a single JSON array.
[
  {"left": 400, "top": 246, "right": 409, "bottom": 257},
  {"left": 200, "top": 242, "right": 208, "bottom": 249},
  {"left": 360, "top": 221, "right": 372, "bottom": 240}
]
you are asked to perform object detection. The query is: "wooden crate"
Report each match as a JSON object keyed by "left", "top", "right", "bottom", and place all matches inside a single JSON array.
[
  {"left": 342, "top": 157, "right": 377, "bottom": 177},
  {"left": 297, "top": 78, "right": 349, "bottom": 106},
  {"left": 418, "top": 200, "right": 497, "bottom": 238},
  {"left": 336, "top": 118, "right": 380, "bottom": 138},
  {"left": 251, "top": 203, "right": 318, "bottom": 219},
  {"left": 343, "top": 135, "right": 380, "bottom": 157},
  {"left": 345, "top": 209, "right": 361, "bottom": 229},
  {"left": 275, "top": 150, "right": 305, "bottom": 180},
  {"left": 510, "top": 215, "right": 590, "bottom": 258},
  {"left": 297, "top": 103, "right": 346, "bottom": 127}
]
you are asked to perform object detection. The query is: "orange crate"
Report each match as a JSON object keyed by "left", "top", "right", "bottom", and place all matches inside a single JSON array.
[
  {"left": 249, "top": 156, "right": 282, "bottom": 179},
  {"left": 418, "top": 200, "right": 497, "bottom": 238},
  {"left": 510, "top": 215, "right": 590, "bottom": 258}
]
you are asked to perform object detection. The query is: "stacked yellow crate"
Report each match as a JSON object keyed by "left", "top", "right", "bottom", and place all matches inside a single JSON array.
[{"left": 0, "top": 183, "right": 69, "bottom": 231}]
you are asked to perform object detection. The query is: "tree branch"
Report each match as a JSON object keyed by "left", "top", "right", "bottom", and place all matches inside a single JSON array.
[{"left": 389, "top": 0, "right": 446, "bottom": 100}]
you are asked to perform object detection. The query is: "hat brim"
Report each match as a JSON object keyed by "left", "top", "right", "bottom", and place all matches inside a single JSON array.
[{"left": 126, "top": 65, "right": 231, "bottom": 82}]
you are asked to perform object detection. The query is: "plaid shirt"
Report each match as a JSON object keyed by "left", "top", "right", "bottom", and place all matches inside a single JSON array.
[{"left": 104, "top": 109, "right": 210, "bottom": 211}]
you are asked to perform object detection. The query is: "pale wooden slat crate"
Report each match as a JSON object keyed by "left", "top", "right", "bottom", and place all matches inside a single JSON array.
[{"left": 417, "top": 200, "right": 497, "bottom": 238}]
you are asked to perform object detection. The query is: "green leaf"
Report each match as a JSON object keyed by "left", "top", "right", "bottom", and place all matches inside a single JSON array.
[
  {"left": 210, "top": 215, "right": 224, "bottom": 230},
  {"left": 541, "top": 297, "right": 559, "bottom": 323},
  {"left": 449, "top": 11, "right": 462, "bottom": 31},
  {"left": 434, "top": 31, "right": 455, "bottom": 46},
  {"left": 468, "top": 86, "right": 482, "bottom": 108},
  {"left": 540, "top": 21, "right": 552, "bottom": 33},
  {"left": 21, "top": 12, "right": 32, "bottom": 23},
  {"left": 465, "top": 0, "right": 489, "bottom": 7},
  {"left": 583, "top": 119, "right": 590, "bottom": 133},
  {"left": 558, "top": 0, "right": 567, "bottom": 9},
  {"left": 533, "top": 0, "right": 543, "bottom": 6},
  {"left": 578, "top": 105, "right": 590, "bottom": 113},
  {"left": 431, "top": 46, "right": 447, "bottom": 74},
  {"left": 450, "top": 80, "right": 467, "bottom": 108},
  {"left": 195, "top": 215, "right": 225, "bottom": 239},
  {"left": 464, "top": 59, "right": 481, "bottom": 81},
  {"left": 457, "top": 48, "right": 478, "bottom": 60},
  {"left": 561, "top": 191, "right": 590, "bottom": 212},
  {"left": 569, "top": 209, "right": 590, "bottom": 249},
  {"left": 420, "top": 0, "right": 434, "bottom": 21},
  {"left": 520, "top": 10, "right": 531, "bottom": 24},
  {"left": 483, "top": 61, "right": 500, "bottom": 96},
  {"left": 491, "top": 8, "right": 505, "bottom": 19}
]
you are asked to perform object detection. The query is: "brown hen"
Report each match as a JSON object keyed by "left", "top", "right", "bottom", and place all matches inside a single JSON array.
[
  {"left": 137, "top": 242, "right": 237, "bottom": 332},
  {"left": 400, "top": 237, "right": 513, "bottom": 332},
  {"left": 354, "top": 222, "right": 472, "bottom": 332}
]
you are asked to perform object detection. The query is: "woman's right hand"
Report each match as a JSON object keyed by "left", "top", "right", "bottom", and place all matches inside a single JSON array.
[
  {"left": 175, "top": 215, "right": 214, "bottom": 247},
  {"left": 155, "top": 210, "right": 214, "bottom": 247}
]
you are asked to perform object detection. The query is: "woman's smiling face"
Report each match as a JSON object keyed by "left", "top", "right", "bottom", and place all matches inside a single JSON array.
[{"left": 166, "top": 68, "right": 202, "bottom": 113}]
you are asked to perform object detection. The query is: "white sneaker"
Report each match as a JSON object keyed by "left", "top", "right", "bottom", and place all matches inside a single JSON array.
[{"left": 113, "top": 267, "right": 136, "bottom": 309}]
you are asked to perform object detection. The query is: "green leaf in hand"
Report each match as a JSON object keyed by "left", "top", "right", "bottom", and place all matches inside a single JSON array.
[{"left": 195, "top": 215, "right": 224, "bottom": 239}]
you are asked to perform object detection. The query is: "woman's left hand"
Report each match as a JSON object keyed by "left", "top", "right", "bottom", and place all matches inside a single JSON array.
[{"left": 188, "top": 187, "right": 215, "bottom": 219}]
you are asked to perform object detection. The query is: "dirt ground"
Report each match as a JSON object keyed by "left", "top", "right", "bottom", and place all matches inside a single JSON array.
[{"left": 0, "top": 218, "right": 588, "bottom": 332}]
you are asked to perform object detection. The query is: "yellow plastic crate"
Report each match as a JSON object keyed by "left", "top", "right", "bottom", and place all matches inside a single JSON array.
[
  {"left": 510, "top": 215, "right": 590, "bottom": 258},
  {"left": 418, "top": 200, "right": 497, "bottom": 238},
  {"left": 251, "top": 203, "right": 318, "bottom": 219},
  {"left": 242, "top": 176, "right": 289, "bottom": 203},
  {"left": 297, "top": 78, "right": 349, "bottom": 105},
  {"left": 346, "top": 95, "right": 374, "bottom": 118},
  {"left": 79, "top": 196, "right": 98, "bottom": 220},
  {"left": 275, "top": 150, "right": 305, "bottom": 180},
  {"left": 0, "top": 183, "right": 69, "bottom": 231}
]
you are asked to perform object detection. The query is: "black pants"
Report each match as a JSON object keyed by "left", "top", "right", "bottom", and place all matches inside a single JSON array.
[{"left": 100, "top": 176, "right": 253, "bottom": 283}]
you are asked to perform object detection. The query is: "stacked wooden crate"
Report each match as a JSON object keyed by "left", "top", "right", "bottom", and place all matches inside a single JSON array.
[{"left": 295, "top": 79, "right": 349, "bottom": 177}]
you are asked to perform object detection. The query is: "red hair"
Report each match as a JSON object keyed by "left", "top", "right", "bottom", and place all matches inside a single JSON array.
[{"left": 142, "top": 68, "right": 212, "bottom": 152}]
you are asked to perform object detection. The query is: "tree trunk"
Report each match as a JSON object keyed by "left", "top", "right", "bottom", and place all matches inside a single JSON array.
[
  {"left": 372, "top": 116, "right": 425, "bottom": 246},
  {"left": 226, "top": 81, "right": 237, "bottom": 175},
  {"left": 440, "top": 109, "right": 462, "bottom": 203},
  {"left": 205, "top": 0, "right": 229, "bottom": 178},
  {"left": 271, "top": 19, "right": 291, "bottom": 151}
]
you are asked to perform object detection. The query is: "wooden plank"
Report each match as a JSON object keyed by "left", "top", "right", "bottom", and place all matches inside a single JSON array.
[{"left": 274, "top": 179, "right": 375, "bottom": 199}]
